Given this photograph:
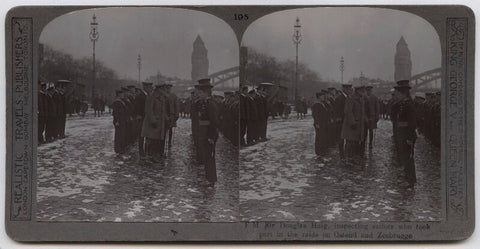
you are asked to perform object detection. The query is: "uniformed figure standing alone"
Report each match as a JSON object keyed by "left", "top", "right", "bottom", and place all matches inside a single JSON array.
[
  {"left": 336, "top": 84, "right": 352, "bottom": 158},
  {"left": 311, "top": 92, "right": 328, "bottom": 155},
  {"left": 365, "top": 85, "right": 380, "bottom": 149},
  {"left": 165, "top": 84, "right": 179, "bottom": 148},
  {"left": 341, "top": 84, "right": 366, "bottom": 163},
  {"left": 391, "top": 80, "right": 417, "bottom": 186},
  {"left": 112, "top": 89, "right": 127, "bottom": 154},
  {"left": 136, "top": 82, "right": 152, "bottom": 160},
  {"left": 194, "top": 78, "right": 219, "bottom": 185},
  {"left": 38, "top": 81, "right": 48, "bottom": 144},
  {"left": 141, "top": 84, "right": 168, "bottom": 162}
]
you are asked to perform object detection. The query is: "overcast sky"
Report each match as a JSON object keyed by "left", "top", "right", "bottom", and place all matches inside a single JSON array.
[
  {"left": 242, "top": 7, "right": 441, "bottom": 82},
  {"left": 39, "top": 7, "right": 238, "bottom": 81}
]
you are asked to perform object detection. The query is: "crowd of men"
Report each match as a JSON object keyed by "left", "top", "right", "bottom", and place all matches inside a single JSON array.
[
  {"left": 239, "top": 85, "right": 269, "bottom": 146},
  {"left": 92, "top": 95, "right": 107, "bottom": 117},
  {"left": 112, "top": 78, "right": 237, "bottom": 185},
  {"left": 295, "top": 97, "right": 309, "bottom": 120},
  {"left": 38, "top": 81, "right": 68, "bottom": 144},
  {"left": 309, "top": 80, "right": 437, "bottom": 186},
  {"left": 414, "top": 91, "right": 441, "bottom": 147},
  {"left": 216, "top": 91, "right": 240, "bottom": 146},
  {"left": 178, "top": 99, "right": 192, "bottom": 118}
]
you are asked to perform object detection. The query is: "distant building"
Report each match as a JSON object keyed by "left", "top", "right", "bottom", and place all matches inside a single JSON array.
[
  {"left": 394, "top": 36, "right": 412, "bottom": 82},
  {"left": 191, "top": 35, "right": 209, "bottom": 82}
]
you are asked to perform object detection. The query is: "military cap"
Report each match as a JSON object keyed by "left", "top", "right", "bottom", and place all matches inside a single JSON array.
[
  {"left": 327, "top": 87, "right": 336, "bottom": 91},
  {"left": 365, "top": 85, "right": 373, "bottom": 89},
  {"left": 142, "top": 81, "right": 153, "bottom": 86},
  {"left": 341, "top": 83, "right": 352, "bottom": 88},
  {"left": 115, "top": 89, "right": 123, "bottom": 95},
  {"left": 196, "top": 78, "right": 213, "bottom": 88},
  {"left": 321, "top": 89, "right": 328, "bottom": 94},
  {"left": 165, "top": 83, "right": 173, "bottom": 87},
  {"left": 127, "top": 85, "right": 136, "bottom": 89},
  {"left": 435, "top": 92, "right": 441, "bottom": 95},
  {"left": 121, "top": 86, "right": 129, "bottom": 91},
  {"left": 315, "top": 92, "right": 323, "bottom": 98}
]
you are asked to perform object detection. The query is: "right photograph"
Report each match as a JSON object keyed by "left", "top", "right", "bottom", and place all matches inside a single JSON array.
[{"left": 239, "top": 7, "right": 442, "bottom": 222}]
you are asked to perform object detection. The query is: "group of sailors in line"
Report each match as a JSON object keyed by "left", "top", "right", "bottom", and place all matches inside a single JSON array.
[
  {"left": 38, "top": 81, "right": 68, "bottom": 144},
  {"left": 310, "top": 80, "right": 422, "bottom": 186},
  {"left": 239, "top": 85, "right": 269, "bottom": 146},
  {"left": 112, "top": 78, "right": 236, "bottom": 185},
  {"left": 413, "top": 91, "right": 441, "bottom": 147}
]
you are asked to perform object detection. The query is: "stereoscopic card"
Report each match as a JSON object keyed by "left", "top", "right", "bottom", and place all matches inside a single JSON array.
[{"left": 4, "top": 5, "right": 475, "bottom": 242}]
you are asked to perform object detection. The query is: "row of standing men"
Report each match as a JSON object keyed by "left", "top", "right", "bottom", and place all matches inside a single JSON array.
[
  {"left": 311, "top": 85, "right": 381, "bottom": 158},
  {"left": 413, "top": 91, "right": 441, "bottom": 147},
  {"left": 38, "top": 81, "right": 67, "bottom": 144},
  {"left": 111, "top": 79, "right": 224, "bottom": 185},
  {"left": 239, "top": 85, "right": 269, "bottom": 146},
  {"left": 111, "top": 83, "right": 178, "bottom": 159},
  {"left": 311, "top": 81, "right": 418, "bottom": 186}
]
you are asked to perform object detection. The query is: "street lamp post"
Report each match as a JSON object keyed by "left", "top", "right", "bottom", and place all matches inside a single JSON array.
[
  {"left": 340, "top": 56, "right": 345, "bottom": 84},
  {"left": 89, "top": 13, "right": 99, "bottom": 99},
  {"left": 137, "top": 54, "right": 142, "bottom": 84},
  {"left": 292, "top": 17, "right": 302, "bottom": 104}
]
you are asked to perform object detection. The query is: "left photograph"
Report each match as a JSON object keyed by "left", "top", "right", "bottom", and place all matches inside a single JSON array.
[{"left": 36, "top": 7, "right": 240, "bottom": 222}]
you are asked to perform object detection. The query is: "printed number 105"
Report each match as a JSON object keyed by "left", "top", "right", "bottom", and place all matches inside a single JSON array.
[{"left": 234, "top": 14, "right": 249, "bottom": 20}]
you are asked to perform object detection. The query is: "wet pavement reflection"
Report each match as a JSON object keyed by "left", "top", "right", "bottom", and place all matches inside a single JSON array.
[
  {"left": 37, "top": 114, "right": 239, "bottom": 222},
  {"left": 239, "top": 116, "right": 441, "bottom": 222}
]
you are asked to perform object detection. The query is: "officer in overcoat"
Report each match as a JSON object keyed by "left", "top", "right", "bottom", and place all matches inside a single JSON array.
[
  {"left": 112, "top": 89, "right": 127, "bottom": 154},
  {"left": 341, "top": 84, "right": 366, "bottom": 160},
  {"left": 38, "top": 81, "right": 48, "bottom": 144},
  {"left": 365, "top": 85, "right": 380, "bottom": 149},
  {"left": 255, "top": 87, "right": 268, "bottom": 142},
  {"left": 52, "top": 85, "right": 66, "bottom": 139},
  {"left": 194, "top": 78, "right": 219, "bottom": 185},
  {"left": 391, "top": 80, "right": 417, "bottom": 185},
  {"left": 336, "top": 84, "right": 352, "bottom": 158},
  {"left": 165, "top": 84, "right": 179, "bottom": 148},
  {"left": 246, "top": 89, "right": 258, "bottom": 145},
  {"left": 141, "top": 84, "right": 168, "bottom": 161},
  {"left": 45, "top": 85, "right": 57, "bottom": 142},
  {"left": 239, "top": 86, "right": 249, "bottom": 146},
  {"left": 136, "top": 82, "right": 151, "bottom": 159},
  {"left": 311, "top": 92, "right": 328, "bottom": 155}
]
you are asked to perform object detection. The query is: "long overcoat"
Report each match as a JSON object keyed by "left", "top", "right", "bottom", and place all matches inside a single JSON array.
[
  {"left": 341, "top": 93, "right": 365, "bottom": 142},
  {"left": 141, "top": 93, "right": 167, "bottom": 139},
  {"left": 366, "top": 95, "right": 380, "bottom": 129}
]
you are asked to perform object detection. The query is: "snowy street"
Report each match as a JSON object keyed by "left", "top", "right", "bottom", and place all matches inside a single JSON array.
[
  {"left": 37, "top": 112, "right": 239, "bottom": 222},
  {"left": 239, "top": 114, "right": 442, "bottom": 222}
]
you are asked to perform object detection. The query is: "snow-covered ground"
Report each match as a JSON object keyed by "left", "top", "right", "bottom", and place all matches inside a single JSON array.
[
  {"left": 239, "top": 115, "right": 442, "bottom": 222},
  {"left": 37, "top": 112, "right": 238, "bottom": 222}
]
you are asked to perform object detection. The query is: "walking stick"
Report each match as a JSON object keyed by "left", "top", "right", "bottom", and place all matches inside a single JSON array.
[{"left": 171, "top": 127, "right": 175, "bottom": 146}]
